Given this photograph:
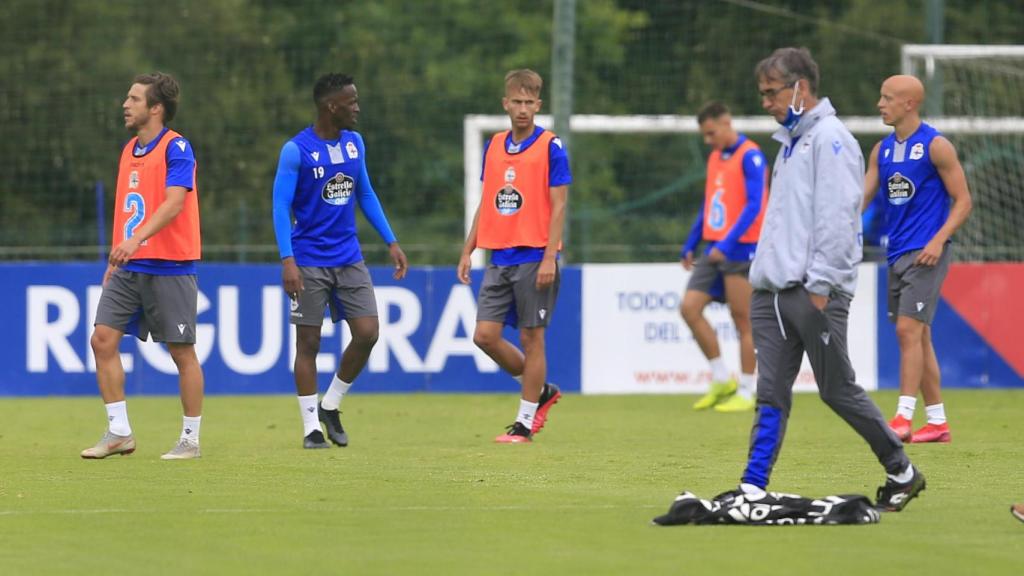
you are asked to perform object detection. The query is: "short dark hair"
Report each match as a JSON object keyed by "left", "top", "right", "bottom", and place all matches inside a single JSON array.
[
  {"left": 313, "top": 73, "right": 355, "bottom": 105},
  {"left": 133, "top": 72, "right": 180, "bottom": 123},
  {"left": 697, "top": 101, "right": 730, "bottom": 124},
  {"left": 755, "top": 47, "right": 820, "bottom": 95}
]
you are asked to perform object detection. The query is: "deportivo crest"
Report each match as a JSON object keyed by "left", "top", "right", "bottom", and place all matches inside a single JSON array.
[
  {"left": 909, "top": 142, "right": 924, "bottom": 160},
  {"left": 129, "top": 170, "right": 140, "bottom": 189},
  {"left": 886, "top": 172, "right": 916, "bottom": 206},
  {"left": 504, "top": 166, "right": 516, "bottom": 183},
  {"left": 322, "top": 172, "right": 355, "bottom": 205},
  {"left": 346, "top": 141, "right": 359, "bottom": 159},
  {"left": 495, "top": 186, "right": 523, "bottom": 215}
]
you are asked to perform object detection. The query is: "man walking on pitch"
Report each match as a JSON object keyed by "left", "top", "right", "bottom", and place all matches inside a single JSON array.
[
  {"left": 82, "top": 72, "right": 205, "bottom": 460},
  {"left": 863, "top": 75, "right": 972, "bottom": 444},
  {"left": 718, "top": 48, "right": 923, "bottom": 511},
  {"left": 458, "top": 69, "right": 569, "bottom": 443},
  {"left": 272, "top": 73, "right": 408, "bottom": 449},
  {"left": 680, "top": 101, "right": 767, "bottom": 413}
]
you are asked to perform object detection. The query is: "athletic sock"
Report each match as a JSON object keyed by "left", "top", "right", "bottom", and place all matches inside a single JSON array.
[
  {"left": 896, "top": 395, "right": 917, "bottom": 420},
  {"left": 887, "top": 464, "right": 914, "bottom": 484},
  {"left": 105, "top": 400, "right": 132, "bottom": 436},
  {"left": 740, "top": 482, "right": 766, "bottom": 496},
  {"left": 297, "top": 394, "right": 321, "bottom": 436},
  {"left": 320, "top": 375, "right": 352, "bottom": 411},
  {"left": 925, "top": 403, "right": 947, "bottom": 425},
  {"left": 515, "top": 399, "right": 539, "bottom": 429},
  {"left": 737, "top": 373, "right": 756, "bottom": 399},
  {"left": 512, "top": 374, "right": 524, "bottom": 385},
  {"left": 709, "top": 356, "right": 729, "bottom": 383},
  {"left": 181, "top": 415, "right": 201, "bottom": 443}
]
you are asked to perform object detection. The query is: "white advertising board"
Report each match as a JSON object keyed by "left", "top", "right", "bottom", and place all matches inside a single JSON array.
[{"left": 580, "top": 263, "right": 877, "bottom": 394}]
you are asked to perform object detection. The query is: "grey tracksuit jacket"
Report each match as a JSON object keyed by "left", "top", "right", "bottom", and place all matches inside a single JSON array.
[{"left": 749, "top": 98, "right": 864, "bottom": 298}]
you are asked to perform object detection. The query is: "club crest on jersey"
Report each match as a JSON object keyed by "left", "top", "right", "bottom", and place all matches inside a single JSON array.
[
  {"left": 129, "top": 170, "right": 140, "bottom": 189},
  {"left": 504, "top": 166, "right": 516, "bottom": 183},
  {"left": 886, "top": 172, "right": 916, "bottom": 206},
  {"left": 909, "top": 142, "right": 924, "bottom": 160},
  {"left": 346, "top": 141, "right": 359, "bottom": 160},
  {"left": 322, "top": 172, "right": 355, "bottom": 205},
  {"left": 495, "top": 186, "right": 523, "bottom": 215}
]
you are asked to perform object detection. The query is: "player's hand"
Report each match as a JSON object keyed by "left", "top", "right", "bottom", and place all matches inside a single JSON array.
[
  {"left": 108, "top": 237, "right": 141, "bottom": 267},
  {"left": 389, "top": 243, "right": 408, "bottom": 280},
  {"left": 707, "top": 247, "right": 725, "bottom": 263},
  {"left": 457, "top": 252, "right": 473, "bottom": 285},
  {"left": 809, "top": 292, "right": 829, "bottom": 311},
  {"left": 102, "top": 264, "right": 115, "bottom": 287},
  {"left": 536, "top": 256, "right": 556, "bottom": 290},
  {"left": 281, "top": 257, "right": 303, "bottom": 300},
  {"left": 681, "top": 251, "right": 694, "bottom": 271},
  {"left": 914, "top": 238, "right": 944, "bottom": 267}
]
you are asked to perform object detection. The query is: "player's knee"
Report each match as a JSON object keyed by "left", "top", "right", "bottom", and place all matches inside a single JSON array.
[
  {"left": 90, "top": 329, "right": 118, "bottom": 357},
  {"left": 295, "top": 331, "right": 321, "bottom": 357},
  {"left": 350, "top": 326, "right": 379, "bottom": 349},
  {"left": 473, "top": 329, "right": 498, "bottom": 351},
  {"left": 167, "top": 344, "right": 199, "bottom": 368},
  {"left": 680, "top": 301, "right": 702, "bottom": 325},
  {"left": 894, "top": 319, "right": 924, "bottom": 344}
]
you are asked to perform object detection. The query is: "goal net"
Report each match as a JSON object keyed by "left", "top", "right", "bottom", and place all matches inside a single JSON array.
[{"left": 902, "top": 44, "right": 1024, "bottom": 261}]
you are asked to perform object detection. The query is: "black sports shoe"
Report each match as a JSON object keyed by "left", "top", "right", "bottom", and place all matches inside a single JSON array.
[
  {"left": 495, "top": 422, "right": 532, "bottom": 443},
  {"left": 318, "top": 404, "right": 349, "bottom": 447},
  {"left": 303, "top": 430, "right": 330, "bottom": 449},
  {"left": 876, "top": 466, "right": 926, "bottom": 511}
]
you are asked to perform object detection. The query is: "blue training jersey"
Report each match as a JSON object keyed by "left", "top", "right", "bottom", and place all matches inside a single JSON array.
[
  {"left": 680, "top": 135, "right": 764, "bottom": 262},
  {"left": 273, "top": 126, "right": 396, "bottom": 267},
  {"left": 123, "top": 127, "right": 198, "bottom": 276},
  {"left": 877, "top": 122, "right": 950, "bottom": 264},
  {"left": 480, "top": 125, "right": 572, "bottom": 266}
]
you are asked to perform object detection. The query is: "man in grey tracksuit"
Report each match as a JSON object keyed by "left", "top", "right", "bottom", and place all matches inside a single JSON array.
[{"left": 738, "top": 48, "right": 924, "bottom": 512}]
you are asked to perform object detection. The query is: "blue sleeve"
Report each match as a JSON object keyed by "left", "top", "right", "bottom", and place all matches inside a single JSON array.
[
  {"left": 165, "top": 137, "right": 196, "bottom": 190},
  {"left": 717, "top": 148, "right": 765, "bottom": 254},
  {"left": 480, "top": 138, "right": 490, "bottom": 182},
  {"left": 549, "top": 136, "right": 572, "bottom": 186},
  {"left": 353, "top": 134, "right": 398, "bottom": 245},
  {"left": 681, "top": 209, "right": 704, "bottom": 257},
  {"left": 272, "top": 141, "right": 300, "bottom": 259}
]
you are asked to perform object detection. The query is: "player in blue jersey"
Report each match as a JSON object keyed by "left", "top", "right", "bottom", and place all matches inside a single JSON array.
[
  {"left": 863, "top": 75, "right": 972, "bottom": 444},
  {"left": 272, "top": 73, "right": 408, "bottom": 449},
  {"left": 680, "top": 101, "right": 767, "bottom": 413}
]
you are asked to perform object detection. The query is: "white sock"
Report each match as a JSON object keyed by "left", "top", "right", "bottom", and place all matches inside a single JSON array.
[
  {"left": 320, "top": 375, "right": 352, "bottom": 411},
  {"left": 925, "top": 403, "right": 947, "bottom": 425},
  {"left": 887, "top": 464, "right": 914, "bottom": 484},
  {"left": 709, "top": 356, "right": 729, "bottom": 383},
  {"left": 515, "top": 399, "right": 539, "bottom": 428},
  {"left": 181, "top": 416, "right": 201, "bottom": 443},
  {"left": 297, "top": 394, "right": 321, "bottom": 436},
  {"left": 737, "top": 373, "right": 756, "bottom": 399},
  {"left": 896, "top": 395, "right": 917, "bottom": 420},
  {"left": 105, "top": 400, "right": 132, "bottom": 436},
  {"left": 512, "top": 374, "right": 524, "bottom": 384},
  {"left": 740, "top": 482, "right": 766, "bottom": 496}
]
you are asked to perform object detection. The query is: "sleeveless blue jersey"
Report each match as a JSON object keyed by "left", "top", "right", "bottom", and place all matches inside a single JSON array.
[
  {"left": 877, "top": 122, "right": 950, "bottom": 264},
  {"left": 289, "top": 127, "right": 366, "bottom": 266}
]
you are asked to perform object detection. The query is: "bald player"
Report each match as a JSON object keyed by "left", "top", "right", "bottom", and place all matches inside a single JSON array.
[{"left": 863, "top": 75, "right": 972, "bottom": 444}]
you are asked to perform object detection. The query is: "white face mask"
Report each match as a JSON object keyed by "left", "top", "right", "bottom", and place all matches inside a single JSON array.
[{"left": 780, "top": 80, "right": 805, "bottom": 131}]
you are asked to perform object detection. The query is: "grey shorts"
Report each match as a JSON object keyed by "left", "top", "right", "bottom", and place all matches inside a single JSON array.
[
  {"left": 290, "top": 261, "right": 378, "bottom": 326},
  {"left": 95, "top": 269, "right": 198, "bottom": 343},
  {"left": 477, "top": 261, "right": 560, "bottom": 329},
  {"left": 887, "top": 247, "right": 951, "bottom": 325},
  {"left": 685, "top": 255, "right": 751, "bottom": 302}
]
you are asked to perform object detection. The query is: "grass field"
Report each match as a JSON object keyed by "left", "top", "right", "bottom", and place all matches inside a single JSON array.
[{"left": 1, "top": 390, "right": 1021, "bottom": 575}]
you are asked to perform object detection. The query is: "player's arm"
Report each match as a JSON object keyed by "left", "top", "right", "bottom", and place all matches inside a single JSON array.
[
  {"left": 861, "top": 141, "right": 882, "bottom": 213},
  {"left": 918, "top": 136, "right": 973, "bottom": 266},
  {"left": 806, "top": 130, "right": 863, "bottom": 309},
  {"left": 458, "top": 202, "right": 481, "bottom": 285},
  {"left": 713, "top": 148, "right": 766, "bottom": 261},
  {"left": 538, "top": 184, "right": 567, "bottom": 290},
  {"left": 109, "top": 139, "right": 195, "bottom": 267},
  {"left": 353, "top": 134, "right": 406, "bottom": 280},
  {"left": 272, "top": 141, "right": 303, "bottom": 296},
  {"left": 680, "top": 211, "right": 703, "bottom": 271}
]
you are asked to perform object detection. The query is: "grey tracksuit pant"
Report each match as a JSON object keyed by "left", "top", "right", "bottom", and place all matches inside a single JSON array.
[{"left": 741, "top": 287, "right": 910, "bottom": 488}]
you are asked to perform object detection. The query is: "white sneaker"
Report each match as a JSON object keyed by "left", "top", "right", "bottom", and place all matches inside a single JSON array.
[
  {"left": 160, "top": 438, "right": 201, "bottom": 460},
  {"left": 81, "top": 431, "right": 136, "bottom": 459}
]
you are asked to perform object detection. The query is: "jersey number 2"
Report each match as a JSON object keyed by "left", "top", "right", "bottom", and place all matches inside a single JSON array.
[{"left": 123, "top": 192, "right": 145, "bottom": 240}]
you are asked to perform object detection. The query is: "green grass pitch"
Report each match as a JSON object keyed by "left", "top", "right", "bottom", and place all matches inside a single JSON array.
[{"left": 1, "top": 390, "right": 1021, "bottom": 575}]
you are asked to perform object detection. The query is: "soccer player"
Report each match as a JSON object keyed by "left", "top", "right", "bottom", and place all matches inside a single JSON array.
[
  {"left": 680, "top": 101, "right": 767, "bottom": 413},
  {"left": 725, "top": 48, "right": 924, "bottom": 511},
  {"left": 863, "top": 75, "right": 973, "bottom": 444},
  {"left": 272, "top": 73, "right": 408, "bottom": 449},
  {"left": 457, "top": 69, "right": 569, "bottom": 443},
  {"left": 81, "top": 72, "right": 205, "bottom": 460}
]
